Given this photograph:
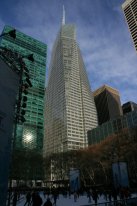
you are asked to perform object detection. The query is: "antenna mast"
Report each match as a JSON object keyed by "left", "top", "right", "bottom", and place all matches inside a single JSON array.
[{"left": 62, "top": 5, "right": 65, "bottom": 25}]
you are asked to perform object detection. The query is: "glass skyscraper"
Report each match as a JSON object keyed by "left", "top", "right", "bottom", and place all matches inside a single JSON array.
[
  {"left": 122, "top": 0, "right": 137, "bottom": 52},
  {"left": 88, "top": 110, "right": 137, "bottom": 145},
  {"left": 0, "top": 25, "right": 47, "bottom": 151},
  {"left": 44, "top": 20, "right": 98, "bottom": 157}
]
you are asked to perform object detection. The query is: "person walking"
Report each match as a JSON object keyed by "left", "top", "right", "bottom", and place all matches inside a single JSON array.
[
  {"left": 74, "top": 191, "right": 78, "bottom": 202},
  {"left": 92, "top": 189, "right": 98, "bottom": 205},
  {"left": 24, "top": 191, "right": 31, "bottom": 206},
  {"left": 52, "top": 190, "right": 58, "bottom": 206},
  {"left": 43, "top": 198, "right": 53, "bottom": 206},
  {"left": 43, "top": 190, "right": 46, "bottom": 198},
  {"left": 31, "top": 191, "right": 36, "bottom": 205},
  {"left": 87, "top": 190, "right": 92, "bottom": 203},
  {"left": 12, "top": 191, "right": 18, "bottom": 206},
  {"left": 32, "top": 192, "right": 43, "bottom": 206}
]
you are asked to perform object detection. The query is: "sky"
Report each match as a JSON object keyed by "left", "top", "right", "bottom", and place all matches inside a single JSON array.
[{"left": 0, "top": 0, "right": 137, "bottom": 104}]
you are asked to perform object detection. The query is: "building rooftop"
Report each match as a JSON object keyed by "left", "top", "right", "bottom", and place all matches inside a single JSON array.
[
  {"left": 93, "top": 84, "right": 120, "bottom": 97},
  {"left": 122, "top": 0, "right": 133, "bottom": 9},
  {"left": 122, "top": 101, "right": 137, "bottom": 106}
]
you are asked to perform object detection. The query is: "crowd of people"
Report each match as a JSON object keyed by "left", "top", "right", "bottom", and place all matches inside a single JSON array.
[
  {"left": 10, "top": 186, "right": 133, "bottom": 206},
  {"left": 11, "top": 187, "right": 59, "bottom": 206},
  {"left": 85, "top": 186, "right": 131, "bottom": 205}
]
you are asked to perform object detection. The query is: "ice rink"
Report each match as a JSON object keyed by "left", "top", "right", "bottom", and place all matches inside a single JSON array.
[
  {"left": 16, "top": 193, "right": 106, "bottom": 206},
  {"left": 15, "top": 192, "right": 137, "bottom": 206}
]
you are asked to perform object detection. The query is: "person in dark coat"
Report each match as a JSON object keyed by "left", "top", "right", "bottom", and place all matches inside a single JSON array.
[
  {"left": 32, "top": 192, "right": 43, "bottom": 206},
  {"left": 87, "top": 190, "right": 92, "bottom": 203},
  {"left": 52, "top": 190, "right": 58, "bottom": 206},
  {"left": 92, "top": 189, "right": 98, "bottom": 205},
  {"left": 43, "top": 198, "right": 53, "bottom": 206},
  {"left": 74, "top": 191, "right": 78, "bottom": 202},
  {"left": 12, "top": 192, "right": 18, "bottom": 206},
  {"left": 24, "top": 191, "right": 31, "bottom": 206}
]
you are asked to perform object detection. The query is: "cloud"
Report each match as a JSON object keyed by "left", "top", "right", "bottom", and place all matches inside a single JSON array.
[
  {"left": 0, "top": 0, "right": 137, "bottom": 104},
  {"left": 11, "top": 0, "right": 61, "bottom": 75},
  {"left": 74, "top": 1, "right": 137, "bottom": 104},
  {"left": 0, "top": 18, "right": 5, "bottom": 33}
]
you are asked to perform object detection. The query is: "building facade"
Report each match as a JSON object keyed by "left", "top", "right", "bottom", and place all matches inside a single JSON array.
[
  {"left": 44, "top": 21, "right": 98, "bottom": 156},
  {"left": 88, "top": 110, "right": 137, "bottom": 145},
  {"left": 93, "top": 85, "right": 123, "bottom": 125},
  {"left": 122, "top": 101, "right": 137, "bottom": 114},
  {"left": 122, "top": 0, "right": 137, "bottom": 52},
  {"left": 0, "top": 57, "right": 20, "bottom": 206},
  {"left": 0, "top": 25, "right": 47, "bottom": 151}
]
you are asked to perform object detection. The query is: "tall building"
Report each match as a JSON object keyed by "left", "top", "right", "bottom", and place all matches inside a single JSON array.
[
  {"left": 88, "top": 110, "right": 137, "bottom": 145},
  {"left": 0, "top": 25, "right": 47, "bottom": 151},
  {"left": 44, "top": 14, "right": 98, "bottom": 156},
  {"left": 0, "top": 57, "right": 20, "bottom": 206},
  {"left": 122, "top": 0, "right": 137, "bottom": 52},
  {"left": 122, "top": 101, "right": 137, "bottom": 114},
  {"left": 93, "top": 85, "right": 123, "bottom": 125}
]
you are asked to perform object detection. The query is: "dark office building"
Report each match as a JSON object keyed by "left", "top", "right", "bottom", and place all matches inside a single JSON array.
[
  {"left": 122, "top": 101, "right": 137, "bottom": 114},
  {"left": 0, "top": 56, "right": 20, "bottom": 206},
  {"left": 93, "top": 85, "right": 123, "bottom": 125}
]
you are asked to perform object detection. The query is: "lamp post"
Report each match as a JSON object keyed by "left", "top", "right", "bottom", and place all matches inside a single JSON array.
[
  {"left": 23, "top": 54, "right": 34, "bottom": 62},
  {"left": 0, "top": 29, "right": 16, "bottom": 39},
  {"left": 14, "top": 56, "right": 33, "bottom": 123}
]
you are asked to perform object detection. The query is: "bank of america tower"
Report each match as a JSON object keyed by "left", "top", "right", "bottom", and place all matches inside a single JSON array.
[{"left": 44, "top": 10, "right": 98, "bottom": 156}]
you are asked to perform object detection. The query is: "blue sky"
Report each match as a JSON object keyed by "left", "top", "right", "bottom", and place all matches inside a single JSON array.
[{"left": 0, "top": 0, "right": 137, "bottom": 104}]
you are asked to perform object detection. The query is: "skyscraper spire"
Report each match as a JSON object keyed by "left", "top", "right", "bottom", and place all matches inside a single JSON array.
[{"left": 62, "top": 5, "right": 65, "bottom": 25}]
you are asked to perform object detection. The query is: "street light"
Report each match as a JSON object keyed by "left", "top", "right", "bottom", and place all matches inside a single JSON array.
[
  {"left": 15, "top": 54, "right": 33, "bottom": 123},
  {"left": 26, "top": 54, "right": 34, "bottom": 62}
]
